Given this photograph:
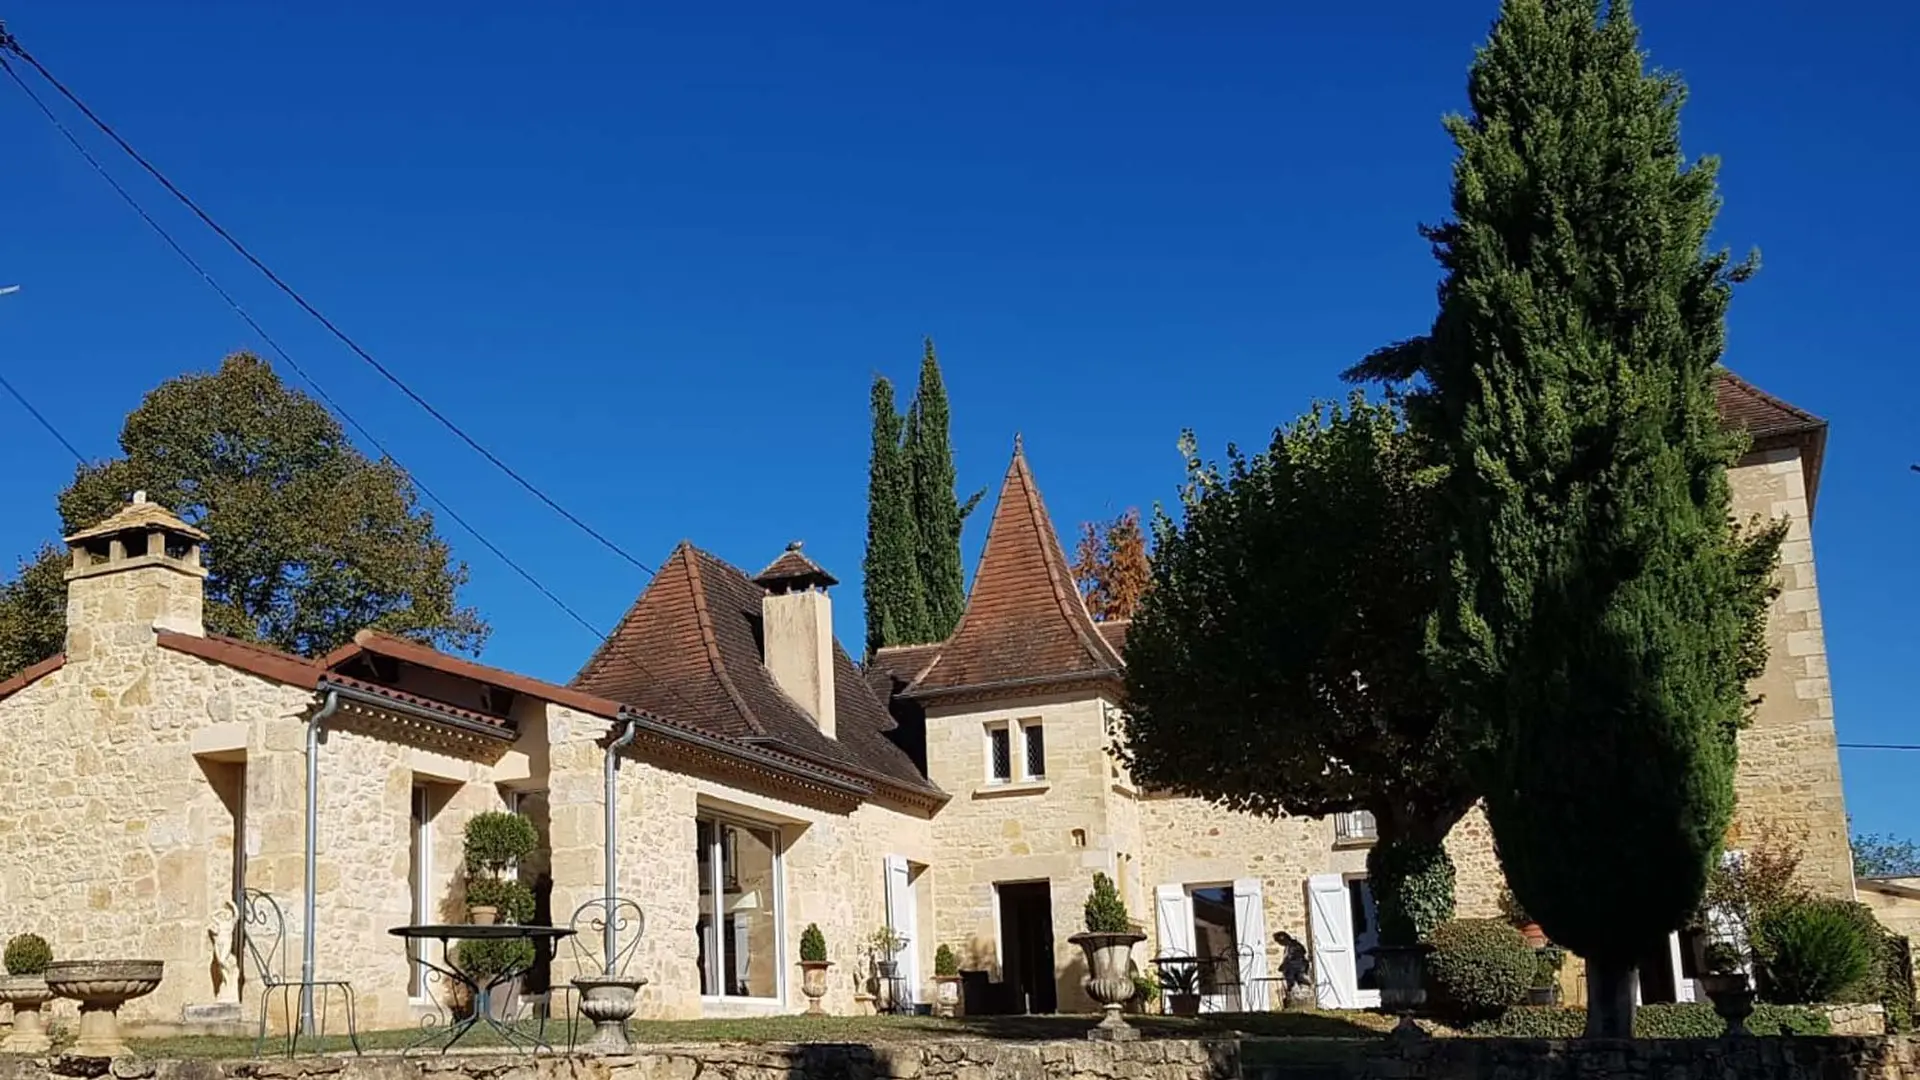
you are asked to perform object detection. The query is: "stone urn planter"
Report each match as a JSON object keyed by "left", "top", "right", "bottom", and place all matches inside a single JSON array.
[
  {"left": 932, "top": 974, "right": 962, "bottom": 1018},
  {"left": 1700, "top": 973, "right": 1756, "bottom": 1037},
  {"left": 1069, "top": 931, "right": 1146, "bottom": 1042},
  {"left": 0, "top": 975, "right": 55, "bottom": 1054},
  {"left": 571, "top": 975, "right": 647, "bottom": 1053},
  {"left": 799, "top": 961, "right": 832, "bottom": 1016},
  {"left": 44, "top": 960, "right": 164, "bottom": 1059},
  {"left": 1367, "top": 944, "right": 1431, "bottom": 1038}
]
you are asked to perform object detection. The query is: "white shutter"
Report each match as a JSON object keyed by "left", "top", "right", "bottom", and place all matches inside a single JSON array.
[
  {"left": 885, "top": 855, "right": 917, "bottom": 1004},
  {"left": 1155, "top": 883, "right": 1195, "bottom": 958},
  {"left": 1306, "top": 874, "right": 1357, "bottom": 1009},
  {"left": 1233, "top": 878, "right": 1271, "bottom": 1011},
  {"left": 1668, "top": 932, "right": 1693, "bottom": 1004}
]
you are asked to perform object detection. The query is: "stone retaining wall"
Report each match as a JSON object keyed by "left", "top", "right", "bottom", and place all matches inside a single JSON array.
[{"left": 5, "top": 1037, "right": 1920, "bottom": 1080}]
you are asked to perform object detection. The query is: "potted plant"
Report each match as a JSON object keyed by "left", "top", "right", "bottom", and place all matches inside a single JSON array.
[
  {"left": 798, "top": 924, "right": 832, "bottom": 1016},
  {"left": 1527, "top": 945, "right": 1565, "bottom": 1006},
  {"left": 1499, "top": 884, "right": 1547, "bottom": 948},
  {"left": 1698, "top": 941, "right": 1755, "bottom": 1037},
  {"left": 1068, "top": 872, "right": 1147, "bottom": 1040},
  {"left": 1156, "top": 957, "right": 1203, "bottom": 1017},
  {"left": 865, "top": 927, "right": 909, "bottom": 1012},
  {"left": 1126, "top": 967, "right": 1160, "bottom": 1016},
  {"left": 0, "top": 933, "right": 55, "bottom": 1054},
  {"left": 462, "top": 810, "right": 538, "bottom": 925},
  {"left": 932, "top": 944, "right": 962, "bottom": 1017}
]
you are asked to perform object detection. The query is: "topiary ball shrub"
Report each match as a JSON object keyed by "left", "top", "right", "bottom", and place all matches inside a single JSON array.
[
  {"left": 800, "top": 923, "right": 828, "bottom": 964},
  {"left": 1756, "top": 898, "right": 1874, "bottom": 1004},
  {"left": 4, "top": 933, "right": 52, "bottom": 976},
  {"left": 462, "top": 811, "right": 539, "bottom": 876},
  {"left": 1426, "top": 918, "right": 1533, "bottom": 1020}
]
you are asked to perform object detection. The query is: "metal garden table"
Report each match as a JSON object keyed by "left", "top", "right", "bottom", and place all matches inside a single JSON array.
[{"left": 388, "top": 923, "right": 575, "bottom": 1053}]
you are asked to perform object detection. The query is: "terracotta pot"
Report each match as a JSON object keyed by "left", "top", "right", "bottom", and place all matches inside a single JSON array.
[
  {"left": 468, "top": 905, "right": 499, "bottom": 926},
  {"left": 1070, "top": 931, "right": 1146, "bottom": 1041},
  {"left": 1518, "top": 922, "right": 1547, "bottom": 948},
  {"left": 799, "top": 960, "right": 832, "bottom": 1016}
]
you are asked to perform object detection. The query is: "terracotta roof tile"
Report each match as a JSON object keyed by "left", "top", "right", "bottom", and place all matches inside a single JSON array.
[
  {"left": 158, "top": 633, "right": 323, "bottom": 688},
  {"left": 0, "top": 654, "right": 65, "bottom": 704},
  {"left": 344, "top": 630, "right": 624, "bottom": 720},
  {"left": 752, "top": 543, "right": 839, "bottom": 590},
  {"left": 1715, "top": 369, "right": 1828, "bottom": 511},
  {"left": 1097, "top": 620, "right": 1129, "bottom": 655},
  {"left": 321, "top": 673, "right": 515, "bottom": 733},
  {"left": 573, "top": 545, "right": 943, "bottom": 803},
  {"left": 906, "top": 446, "right": 1123, "bottom": 697}
]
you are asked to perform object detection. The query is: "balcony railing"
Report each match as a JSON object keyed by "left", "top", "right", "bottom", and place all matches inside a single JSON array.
[{"left": 1333, "top": 810, "right": 1378, "bottom": 844}]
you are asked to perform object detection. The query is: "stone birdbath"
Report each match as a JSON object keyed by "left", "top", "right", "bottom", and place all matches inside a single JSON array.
[
  {"left": 0, "top": 975, "right": 55, "bottom": 1054},
  {"left": 44, "top": 960, "right": 164, "bottom": 1058},
  {"left": 570, "top": 974, "right": 648, "bottom": 1053}
]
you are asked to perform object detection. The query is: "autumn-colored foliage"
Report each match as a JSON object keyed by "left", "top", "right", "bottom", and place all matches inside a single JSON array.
[{"left": 1072, "top": 509, "right": 1151, "bottom": 622}]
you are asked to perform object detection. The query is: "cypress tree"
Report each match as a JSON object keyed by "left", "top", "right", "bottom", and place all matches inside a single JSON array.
[
  {"left": 1355, "top": 0, "right": 1784, "bottom": 1035},
  {"left": 905, "top": 339, "right": 978, "bottom": 641},
  {"left": 863, "top": 376, "right": 925, "bottom": 654}
]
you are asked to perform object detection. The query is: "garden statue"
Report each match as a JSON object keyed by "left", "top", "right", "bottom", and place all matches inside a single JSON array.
[{"left": 210, "top": 899, "right": 241, "bottom": 1004}]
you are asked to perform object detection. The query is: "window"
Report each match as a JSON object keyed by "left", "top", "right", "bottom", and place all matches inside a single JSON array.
[
  {"left": 986, "top": 719, "right": 1045, "bottom": 784},
  {"left": 696, "top": 815, "right": 781, "bottom": 1000}
]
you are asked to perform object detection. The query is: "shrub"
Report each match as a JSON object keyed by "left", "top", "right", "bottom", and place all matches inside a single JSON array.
[
  {"left": 1756, "top": 898, "right": 1873, "bottom": 1004},
  {"left": 1132, "top": 969, "right": 1160, "bottom": 1005},
  {"left": 1426, "top": 919, "right": 1533, "bottom": 1020},
  {"left": 464, "top": 877, "right": 535, "bottom": 923},
  {"left": 1822, "top": 903, "right": 1914, "bottom": 1032},
  {"left": 455, "top": 937, "right": 534, "bottom": 979},
  {"left": 1369, "top": 837, "right": 1455, "bottom": 945},
  {"left": 934, "top": 944, "right": 958, "bottom": 977},
  {"left": 800, "top": 923, "right": 828, "bottom": 964},
  {"left": 1468, "top": 1003, "right": 1831, "bottom": 1038},
  {"left": 4, "top": 934, "right": 51, "bottom": 976},
  {"left": 1084, "top": 872, "right": 1132, "bottom": 933},
  {"left": 462, "top": 811, "right": 539, "bottom": 876},
  {"left": 1531, "top": 945, "right": 1565, "bottom": 989}
]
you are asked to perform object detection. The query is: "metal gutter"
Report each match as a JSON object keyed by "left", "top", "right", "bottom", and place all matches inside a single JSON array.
[
  {"left": 299, "top": 689, "right": 342, "bottom": 1036},
  {"left": 619, "top": 708, "right": 870, "bottom": 798},
  {"left": 601, "top": 716, "right": 639, "bottom": 973}
]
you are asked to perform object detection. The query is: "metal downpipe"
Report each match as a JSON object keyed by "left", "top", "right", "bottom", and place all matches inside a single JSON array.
[
  {"left": 603, "top": 716, "right": 639, "bottom": 973},
  {"left": 301, "top": 689, "right": 342, "bottom": 1035}
]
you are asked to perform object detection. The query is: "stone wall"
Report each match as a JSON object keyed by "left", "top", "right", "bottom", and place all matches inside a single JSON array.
[{"left": 7, "top": 1037, "right": 1920, "bottom": 1080}]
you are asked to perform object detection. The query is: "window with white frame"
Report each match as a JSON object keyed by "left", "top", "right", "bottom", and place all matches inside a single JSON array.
[
  {"left": 986, "top": 719, "right": 1046, "bottom": 783},
  {"left": 695, "top": 814, "right": 782, "bottom": 999}
]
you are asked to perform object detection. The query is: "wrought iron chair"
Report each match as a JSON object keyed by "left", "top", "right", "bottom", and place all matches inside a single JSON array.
[
  {"left": 240, "top": 889, "right": 362, "bottom": 1058},
  {"left": 520, "top": 897, "right": 645, "bottom": 1049}
]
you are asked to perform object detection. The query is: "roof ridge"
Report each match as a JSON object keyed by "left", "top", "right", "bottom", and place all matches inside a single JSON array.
[
  {"left": 1011, "top": 450, "right": 1125, "bottom": 672},
  {"left": 686, "top": 546, "right": 766, "bottom": 736}
]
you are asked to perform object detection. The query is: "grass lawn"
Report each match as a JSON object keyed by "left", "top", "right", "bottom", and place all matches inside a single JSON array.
[{"left": 123, "top": 1010, "right": 1396, "bottom": 1060}]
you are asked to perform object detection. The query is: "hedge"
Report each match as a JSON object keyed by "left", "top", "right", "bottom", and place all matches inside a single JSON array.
[{"left": 1467, "top": 1003, "right": 1831, "bottom": 1038}]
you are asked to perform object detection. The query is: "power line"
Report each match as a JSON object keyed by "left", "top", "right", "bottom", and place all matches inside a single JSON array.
[
  {"left": 0, "top": 27, "right": 655, "bottom": 577},
  {"left": 0, "top": 371, "right": 88, "bottom": 464},
  {"left": 1839, "top": 743, "right": 1920, "bottom": 752},
  {"left": 0, "top": 43, "right": 706, "bottom": 721}
]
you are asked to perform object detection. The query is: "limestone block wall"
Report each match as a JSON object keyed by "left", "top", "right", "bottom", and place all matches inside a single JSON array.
[
  {"left": 1725, "top": 448, "right": 1853, "bottom": 897},
  {"left": 923, "top": 692, "right": 1122, "bottom": 1008}
]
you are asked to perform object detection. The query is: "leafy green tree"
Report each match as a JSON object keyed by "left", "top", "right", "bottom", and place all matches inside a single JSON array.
[
  {"left": 863, "top": 375, "right": 926, "bottom": 654},
  {"left": 1121, "top": 396, "right": 1473, "bottom": 946},
  {"left": 1853, "top": 831, "right": 1920, "bottom": 878},
  {"left": 1350, "top": 0, "right": 1784, "bottom": 1035},
  {"left": 904, "top": 339, "right": 980, "bottom": 641},
  {"left": 0, "top": 352, "right": 486, "bottom": 677}
]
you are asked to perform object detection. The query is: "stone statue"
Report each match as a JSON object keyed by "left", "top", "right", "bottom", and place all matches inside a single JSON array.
[{"left": 210, "top": 898, "right": 241, "bottom": 1004}]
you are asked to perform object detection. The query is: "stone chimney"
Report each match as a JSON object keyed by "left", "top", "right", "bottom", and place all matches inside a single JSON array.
[
  {"left": 63, "top": 491, "right": 208, "bottom": 660},
  {"left": 752, "top": 542, "right": 838, "bottom": 739}
]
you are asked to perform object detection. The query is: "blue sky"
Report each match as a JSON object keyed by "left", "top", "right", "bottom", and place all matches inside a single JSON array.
[{"left": 0, "top": 2, "right": 1914, "bottom": 836}]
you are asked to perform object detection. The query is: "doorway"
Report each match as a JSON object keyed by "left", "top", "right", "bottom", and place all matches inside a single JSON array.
[{"left": 996, "top": 881, "right": 1057, "bottom": 1014}]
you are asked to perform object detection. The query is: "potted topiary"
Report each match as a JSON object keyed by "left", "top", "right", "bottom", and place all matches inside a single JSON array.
[
  {"left": 1527, "top": 945, "right": 1565, "bottom": 1006},
  {"left": 932, "top": 944, "right": 962, "bottom": 1017},
  {"left": 798, "top": 924, "right": 832, "bottom": 1015},
  {"left": 1499, "top": 884, "right": 1547, "bottom": 948},
  {"left": 1068, "top": 872, "right": 1147, "bottom": 1041},
  {"left": 1699, "top": 941, "right": 1755, "bottom": 1037},
  {"left": 0, "top": 934, "right": 55, "bottom": 1054},
  {"left": 462, "top": 810, "right": 539, "bottom": 925}
]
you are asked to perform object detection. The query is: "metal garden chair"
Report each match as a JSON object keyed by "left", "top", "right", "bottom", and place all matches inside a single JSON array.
[
  {"left": 519, "top": 896, "right": 645, "bottom": 1050},
  {"left": 240, "top": 888, "right": 362, "bottom": 1058}
]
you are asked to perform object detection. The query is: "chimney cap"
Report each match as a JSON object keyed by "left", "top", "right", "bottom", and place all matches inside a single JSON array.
[
  {"left": 753, "top": 543, "right": 838, "bottom": 590},
  {"left": 64, "top": 493, "right": 207, "bottom": 545}
]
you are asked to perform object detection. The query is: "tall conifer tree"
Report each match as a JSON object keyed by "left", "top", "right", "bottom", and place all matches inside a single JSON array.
[
  {"left": 905, "top": 339, "right": 979, "bottom": 641},
  {"left": 1352, "top": 0, "right": 1784, "bottom": 1035},
  {"left": 863, "top": 376, "right": 925, "bottom": 654}
]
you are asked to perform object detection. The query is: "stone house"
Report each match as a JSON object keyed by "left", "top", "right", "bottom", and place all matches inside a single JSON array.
[{"left": 0, "top": 370, "right": 1850, "bottom": 1031}]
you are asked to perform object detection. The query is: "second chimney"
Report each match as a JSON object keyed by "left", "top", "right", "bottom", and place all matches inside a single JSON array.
[{"left": 753, "top": 542, "right": 837, "bottom": 739}]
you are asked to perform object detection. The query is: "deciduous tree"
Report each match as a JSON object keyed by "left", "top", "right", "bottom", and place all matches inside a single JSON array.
[
  {"left": 0, "top": 352, "right": 487, "bottom": 677},
  {"left": 1072, "top": 509, "right": 1152, "bottom": 622},
  {"left": 1350, "top": 0, "right": 1785, "bottom": 1035},
  {"left": 1121, "top": 397, "right": 1473, "bottom": 947}
]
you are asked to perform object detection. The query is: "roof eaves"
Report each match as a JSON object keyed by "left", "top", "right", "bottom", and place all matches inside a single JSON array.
[
  {"left": 319, "top": 675, "right": 519, "bottom": 743},
  {"left": 348, "top": 630, "right": 624, "bottom": 720},
  {"left": 619, "top": 707, "right": 870, "bottom": 799}
]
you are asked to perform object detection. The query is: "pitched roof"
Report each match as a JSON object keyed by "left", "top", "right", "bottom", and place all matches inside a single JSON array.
[
  {"left": 1714, "top": 369, "right": 1828, "bottom": 510},
  {"left": 64, "top": 494, "right": 207, "bottom": 543},
  {"left": 573, "top": 544, "right": 944, "bottom": 805},
  {"left": 753, "top": 543, "right": 839, "bottom": 590},
  {"left": 905, "top": 446, "right": 1123, "bottom": 698}
]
